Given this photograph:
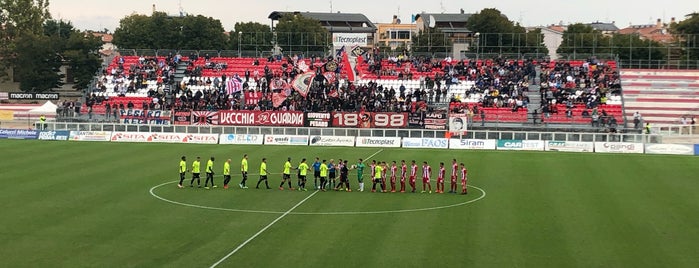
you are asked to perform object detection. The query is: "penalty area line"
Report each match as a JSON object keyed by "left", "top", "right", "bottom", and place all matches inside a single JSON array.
[{"left": 208, "top": 148, "right": 383, "bottom": 267}]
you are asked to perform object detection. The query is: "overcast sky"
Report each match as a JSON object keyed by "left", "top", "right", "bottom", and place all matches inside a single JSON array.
[{"left": 49, "top": 0, "right": 697, "bottom": 32}]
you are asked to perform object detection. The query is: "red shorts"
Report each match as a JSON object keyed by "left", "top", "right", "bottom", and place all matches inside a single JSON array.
[
  {"left": 390, "top": 176, "right": 396, "bottom": 183},
  {"left": 437, "top": 178, "right": 444, "bottom": 184},
  {"left": 422, "top": 177, "right": 430, "bottom": 183},
  {"left": 400, "top": 176, "right": 406, "bottom": 182},
  {"left": 461, "top": 178, "right": 467, "bottom": 186},
  {"left": 451, "top": 176, "right": 457, "bottom": 183},
  {"left": 409, "top": 176, "right": 416, "bottom": 183}
]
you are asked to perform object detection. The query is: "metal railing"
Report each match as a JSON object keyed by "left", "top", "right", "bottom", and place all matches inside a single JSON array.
[{"left": 43, "top": 122, "right": 661, "bottom": 144}]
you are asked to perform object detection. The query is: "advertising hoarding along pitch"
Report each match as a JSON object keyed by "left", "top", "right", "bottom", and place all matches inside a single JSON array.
[
  {"left": 644, "top": 144, "right": 694, "bottom": 155},
  {"left": 449, "top": 139, "right": 496, "bottom": 150},
  {"left": 544, "top": 141, "right": 594, "bottom": 152},
  {"left": 0, "top": 128, "right": 39, "bottom": 139},
  {"left": 264, "top": 135, "right": 309, "bottom": 146},
  {"left": 219, "top": 134, "right": 264, "bottom": 145},
  {"left": 496, "top": 140, "right": 545, "bottom": 151},
  {"left": 593, "top": 142, "right": 644, "bottom": 154},
  {"left": 309, "top": 136, "right": 356, "bottom": 147},
  {"left": 69, "top": 131, "right": 111, "bottom": 141},
  {"left": 402, "top": 138, "right": 449, "bottom": 149},
  {"left": 355, "top": 137, "right": 402, "bottom": 148}
]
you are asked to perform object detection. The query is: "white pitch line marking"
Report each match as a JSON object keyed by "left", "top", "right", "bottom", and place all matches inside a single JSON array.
[
  {"left": 149, "top": 181, "right": 486, "bottom": 215},
  {"left": 209, "top": 190, "right": 319, "bottom": 268},
  {"left": 208, "top": 149, "right": 384, "bottom": 267}
]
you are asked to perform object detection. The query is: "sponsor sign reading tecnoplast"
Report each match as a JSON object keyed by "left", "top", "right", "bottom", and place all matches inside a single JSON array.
[
  {"left": 402, "top": 138, "right": 449, "bottom": 149},
  {"left": 219, "top": 134, "right": 264, "bottom": 145},
  {"left": 264, "top": 135, "right": 309, "bottom": 146},
  {"left": 644, "top": 144, "right": 694, "bottom": 155},
  {"left": 449, "top": 139, "right": 496, "bottom": 150},
  {"left": 545, "top": 141, "right": 594, "bottom": 152},
  {"left": 355, "top": 137, "right": 401, "bottom": 148},
  {"left": 309, "top": 136, "right": 355, "bottom": 147},
  {"left": 594, "top": 142, "right": 644, "bottom": 154}
]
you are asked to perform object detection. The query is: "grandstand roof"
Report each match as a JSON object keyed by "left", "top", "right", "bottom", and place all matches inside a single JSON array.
[
  {"left": 586, "top": 22, "right": 619, "bottom": 32},
  {"left": 413, "top": 12, "right": 474, "bottom": 33},
  {"left": 268, "top": 11, "right": 377, "bottom": 33}
]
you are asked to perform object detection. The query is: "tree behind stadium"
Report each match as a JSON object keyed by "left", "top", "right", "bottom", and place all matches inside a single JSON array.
[
  {"left": 273, "top": 13, "right": 330, "bottom": 56},
  {"left": 112, "top": 12, "right": 228, "bottom": 50}
]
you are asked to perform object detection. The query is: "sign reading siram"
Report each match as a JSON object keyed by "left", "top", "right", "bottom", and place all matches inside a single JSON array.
[{"left": 449, "top": 139, "right": 496, "bottom": 150}]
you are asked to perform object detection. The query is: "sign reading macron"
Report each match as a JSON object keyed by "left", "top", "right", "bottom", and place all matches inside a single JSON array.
[
  {"left": 9, "top": 92, "right": 59, "bottom": 100},
  {"left": 332, "top": 33, "right": 368, "bottom": 46}
]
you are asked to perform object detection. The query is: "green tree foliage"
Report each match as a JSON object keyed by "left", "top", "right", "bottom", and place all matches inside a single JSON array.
[
  {"left": 609, "top": 34, "right": 665, "bottom": 61},
  {"left": 13, "top": 32, "right": 64, "bottom": 91},
  {"left": 466, "top": 8, "right": 547, "bottom": 54},
  {"left": 0, "top": 0, "right": 52, "bottom": 80},
  {"left": 274, "top": 14, "right": 330, "bottom": 55},
  {"left": 411, "top": 28, "right": 452, "bottom": 53},
  {"left": 229, "top": 22, "right": 273, "bottom": 53},
  {"left": 557, "top": 23, "right": 606, "bottom": 56},
  {"left": 113, "top": 12, "right": 227, "bottom": 50},
  {"left": 671, "top": 13, "right": 699, "bottom": 60},
  {"left": 558, "top": 23, "right": 665, "bottom": 61}
]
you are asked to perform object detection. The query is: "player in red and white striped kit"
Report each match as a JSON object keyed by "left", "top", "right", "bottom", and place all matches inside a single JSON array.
[
  {"left": 380, "top": 161, "right": 388, "bottom": 192},
  {"left": 436, "top": 162, "right": 446, "bottom": 193},
  {"left": 450, "top": 159, "right": 459, "bottom": 193},
  {"left": 389, "top": 161, "right": 398, "bottom": 192},
  {"left": 400, "top": 160, "right": 407, "bottom": 193},
  {"left": 460, "top": 163, "right": 468, "bottom": 195},
  {"left": 409, "top": 160, "right": 418, "bottom": 193},
  {"left": 421, "top": 161, "right": 432, "bottom": 194}
]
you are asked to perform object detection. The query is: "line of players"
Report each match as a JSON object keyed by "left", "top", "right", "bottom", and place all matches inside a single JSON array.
[{"left": 177, "top": 155, "right": 469, "bottom": 194}]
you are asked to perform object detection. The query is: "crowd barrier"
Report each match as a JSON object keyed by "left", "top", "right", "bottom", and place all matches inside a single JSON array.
[{"left": 3, "top": 128, "right": 697, "bottom": 156}]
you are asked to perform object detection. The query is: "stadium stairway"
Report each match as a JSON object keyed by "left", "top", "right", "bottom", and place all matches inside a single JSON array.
[
  {"left": 174, "top": 60, "right": 189, "bottom": 87},
  {"left": 527, "top": 66, "right": 543, "bottom": 124},
  {"left": 621, "top": 69, "right": 699, "bottom": 126}
]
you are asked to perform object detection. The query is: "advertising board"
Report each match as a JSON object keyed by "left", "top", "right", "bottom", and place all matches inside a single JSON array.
[
  {"left": 37, "top": 130, "right": 70, "bottom": 141},
  {"left": 496, "top": 140, "right": 545, "bottom": 151},
  {"left": 449, "top": 139, "right": 496, "bottom": 150},
  {"left": 544, "top": 141, "right": 594, "bottom": 152},
  {"left": 0, "top": 128, "right": 39, "bottom": 139},
  {"left": 309, "top": 136, "right": 355, "bottom": 147},
  {"left": 264, "top": 135, "right": 309, "bottom": 146},
  {"left": 69, "top": 131, "right": 111, "bottom": 141},
  {"left": 644, "top": 144, "right": 694, "bottom": 155},
  {"left": 594, "top": 142, "right": 644, "bottom": 154},
  {"left": 402, "top": 138, "right": 449, "bottom": 149},
  {"left": 355, "top": 137, "right": 402, "bottom": 148},
  {"left": 219, "top": 134, "right": 265, "bottom": 145}
]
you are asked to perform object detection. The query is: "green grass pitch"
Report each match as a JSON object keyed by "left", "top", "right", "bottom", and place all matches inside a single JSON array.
[{"left": 1, "top": 140, "right": 699, "bottom": 267}]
